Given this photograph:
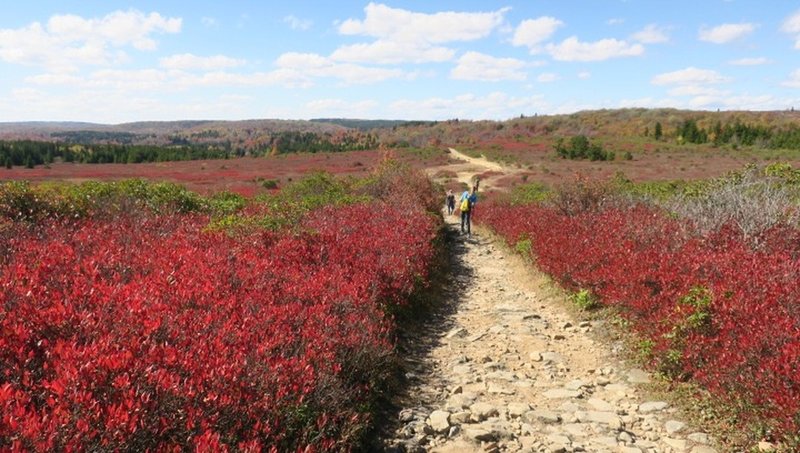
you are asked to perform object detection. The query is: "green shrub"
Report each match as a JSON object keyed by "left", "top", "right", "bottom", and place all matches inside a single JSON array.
[{"left": 570, "top": 288, "right": 599, "bottom": 311}]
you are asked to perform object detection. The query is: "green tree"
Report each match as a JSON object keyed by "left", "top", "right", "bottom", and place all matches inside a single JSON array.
[{"left": 654, "top": 122, "right": 663, "bottom": 140}]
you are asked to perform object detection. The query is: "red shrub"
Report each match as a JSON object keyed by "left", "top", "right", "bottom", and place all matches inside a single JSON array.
[
  {"left": 478, "top": 201, "right": 800, "bottom": 439},
  {"left": 0, "top": 200, "right": 436, "bottom": 450}
]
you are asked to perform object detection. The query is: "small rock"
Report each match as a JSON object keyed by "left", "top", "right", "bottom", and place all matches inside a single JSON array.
[
  {"left": 399, "top": 408, "right": 415, "bottom": 422},
  {"left": 451, "top": 385, "right": 463, "bottom": 395},
  {"left": 687, "top": 432, "right": 711, "bottom": 444},
  {"left": 507, "top": 402, "right": 531, "bottom": 418},
  {"left": 627, "top": 369, "right": 651, "bottom": 383},
  {"left": 665, "top": 420, "right": 686, "bottom": 435},
  {"left": 529, "top": 352, "right": 543, "bottom": 362},
  {"left": 522, "top": 409, "right": 561, "bottom": 424},
  {"left": 579, "top": 321, "right": 591, "bottom": 328},
  {"left": 663, "top": 437, "right": 687, "bottom": 450},
  {"left": 469, "top": 402, "right": 499, "bottom": 422},
  {"left": 638, "top": 401, "right": 669, "bottom": 413},
  {"left": 542, "top": 388, "right": 581, "bottom": 399},
  {"left": 565, "top": 379, "right": 587, "bottom": 391},
  {"left": 545, "top": 433, "right": 571, "bottom": 449},
  {"left": 620, "top": 447, "right": 642, "bottom": 453},
  {"left": 451, "top": 411, "right": 472, "bottom": 424},
  {"left": 448, "top": 425, "right": 461, "bottom": 438},
  {"left": 428, "top": 410, "right": 451, "bottom": 433},
  {"left": 575, "top": 410, "right": 623, "bottom": 429},
  {"left": 553, "top": 334, "right": 566, "bottom": 340},
  {"left": 757, "top": 441, "right": 777, "bottom": 452},
  {"left": 562, "top": 322, "right": 573, "bottom": 329},
  {"left": 691, "top": 447, "right": 718, "bottom": 453},
  {"left": 465, "top": 428, "right": 495, "bottom": 442},
  {"left": 446, "top": 327, "right": 468, "bottom": 339},
  {"left": 587, "top": 398, "right": 615, "bottom": 412},
  {"left": 618, "top": 430, "right": 634, "bottom": 443}
]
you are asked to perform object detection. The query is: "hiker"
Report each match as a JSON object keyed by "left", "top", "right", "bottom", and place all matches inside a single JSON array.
[
  {"left": 459, "top": 186, "right": 478, "bottom": 237},
  {"left": 446, "top": 190, "right": 456, "bottom": 215}
]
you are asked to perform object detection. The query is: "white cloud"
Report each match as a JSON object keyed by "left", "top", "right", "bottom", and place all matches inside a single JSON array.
[
  {"left": 536, "top": 72, "right": 559, "bottom": 83},
  {"left": 511, "top": 17, "right": 563, "bottom": 52},
  {"left": 339, "top": 3, "right": 507, "bottom": 44},
  {"left": 305, "top": 98, "right": 378, "bottom": 116},
  {"left": 782, "top": 10, "right": 800, "bottom": 49},
  {"left": 728, "top": 57, "right": 769, "bottom": 66},
  {"left": 283, "top": 15, "right": 312, "bottom": 31},
  {"left": 331, "top": 40, "right": 453, "bottom": 64},
  {"left": 651, "top": 67, "right": 730, "bottom": 85},
  {"left": 698, "top": 23, "right": 755, "bottom": 44},
  {"left": 275, "top": 52, "right": 406, "bottom": 85},
  {"left": 201, "top": 17, "right": 218, "bottom": 28},
  {"left": 160, "top": 53, "right": 245, "bottom": 71},
  {"left": 546, "top": 36, "right": 644, "bottom": 61},
  {"left": 667, "top": 85, "right": 728, "bottom": 97},
  {"left": 578, "top": 71, "right": 591, "bottom": 79},
  {"left": 607, "top": 18, "right": 624, "bottom": 26},
  {"left": 333, "top": 3, "right": 508, "bottom": 65},
  {"left": 687, "top": 94, "right": 781, "bottom": 110},
  {"left": 618, "top": 97, "right": 679, "bottom": 109},
  {"left": 389, "top": 91, "right": 549, "bottom": 120},
  {"left": 632, "top": 24, "right": 669, "bottom": 44},
  {"left": 783, "top": 69, "right": 800, "bottom": 88},
  {"left": 450, "top": 52, "right": 527, "bottom": 81},
  {"left": 0, "top": 10, "right": 181, "bottom": 71}
]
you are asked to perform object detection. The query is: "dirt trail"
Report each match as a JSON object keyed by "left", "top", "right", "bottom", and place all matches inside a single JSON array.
[
  {"left": 380, "top": 153, "right": 718, "bottom": 453},
  {"left": 425, "top": 148, "right": 513, "bottom": 192}
]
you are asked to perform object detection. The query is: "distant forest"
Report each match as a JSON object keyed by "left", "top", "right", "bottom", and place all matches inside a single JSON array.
[{"left": 0, "top": 130, "right": 381, "bottom": 168}]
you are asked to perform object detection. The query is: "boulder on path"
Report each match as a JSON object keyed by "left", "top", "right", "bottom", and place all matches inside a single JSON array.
[{"left": 427, "top": 410, "right": 451, "bottom": 433}]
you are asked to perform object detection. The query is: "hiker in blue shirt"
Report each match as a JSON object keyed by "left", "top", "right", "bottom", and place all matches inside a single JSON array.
[{"left": 459, "top": 186, "right": 478, "bottom": 237}]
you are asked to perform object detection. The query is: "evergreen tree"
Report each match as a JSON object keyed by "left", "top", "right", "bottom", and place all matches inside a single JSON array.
[{"left": 654, "top": 122, "right": 663, "bottom": 140}]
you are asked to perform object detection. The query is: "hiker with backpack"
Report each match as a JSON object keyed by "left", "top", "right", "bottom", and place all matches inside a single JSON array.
[
  {"left": 459, "top": 186, "right": 478, "bottom": 237},
  {"left": 446, "top": 190, "right": 456, "bottom": 215}
]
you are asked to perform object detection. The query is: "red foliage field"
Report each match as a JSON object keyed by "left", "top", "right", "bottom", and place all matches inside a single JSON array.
[
  {"left": 0, "top": 149, "right": 451, "bottom": 197},
  {"left": 478, "top": 200, "right": 800, "bottom": 441},
  {"left": 0, "top": 176, "right": 438, "bottom": 450}
]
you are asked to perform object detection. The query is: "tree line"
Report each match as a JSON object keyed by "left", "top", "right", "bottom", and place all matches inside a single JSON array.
[
  {"left": 653, "top": 120, "right": 800, "bottom": 149},
  {"left": 0, "top": 140, "right": 230, "bottom": 169}
]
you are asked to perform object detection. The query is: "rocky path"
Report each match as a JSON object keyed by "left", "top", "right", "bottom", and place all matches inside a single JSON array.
[{"left": 381, "top": 215, "right": 719, "bottom": 453}]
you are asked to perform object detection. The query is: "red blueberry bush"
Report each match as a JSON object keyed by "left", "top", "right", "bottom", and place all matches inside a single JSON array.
[
  {"left": 0, "top": 168, "right": 438, "bottom": 451},
  {"left": 478, "top": 189, "right": 800, "bottom": 442}
]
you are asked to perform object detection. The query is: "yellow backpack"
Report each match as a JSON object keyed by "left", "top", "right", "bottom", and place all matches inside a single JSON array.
[{"left": 460, "top": 198, "right": 470, "bottom": 212}]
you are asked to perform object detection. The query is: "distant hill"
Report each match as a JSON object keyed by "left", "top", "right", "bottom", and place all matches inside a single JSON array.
[
  {"left": 3, "top": 109, "right": 800, "bottom": 152},
  {"left": 310, "top": 118, "right": 429, "bottom": 130}
]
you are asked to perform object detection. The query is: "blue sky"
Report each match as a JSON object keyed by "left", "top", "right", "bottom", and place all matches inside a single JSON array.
[{"left": 1, "top": 1, "right": 799, "bottom": 123}]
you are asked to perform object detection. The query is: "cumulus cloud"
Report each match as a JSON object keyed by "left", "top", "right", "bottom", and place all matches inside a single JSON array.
[
  {"left": 728, "top": 57, "right": 769, "bottom": 66},
  {"left": 536, "top": 72, "right": 559, "bottom": 83},
  {"left": 389, "top": 91, "right": 549, "bottom": 120},
  {"left": 651, "top": 67, "right": 730, "bottom": 85},
  {"left": 275, "top": 52, "right": 406, "bottom": 85},
  {"left": 546, "top": 36, "right": 644, "bottom": 61},
  {"left": 305, "top": 98, "right": 379, "bottom": 116},
  {"left": 632, "top": 24, "right": 669, "bottom": 44},
  {"left": 783, "top": 69, "right": 800, "bottom": 88},
  {"left": 339, "top": 3, "right": 506, "bottom": 43},
  {"left": 331, "top": 41, "right": 454, "bottom": 64},
  {"left": 0, "top": 10, "right": 181, "bottom": 71},
  {"left": 782, "top": 10, "right": 800, "bottom": 49},
  {"left": 283, "top": 15, "right": 312, "bottom": 31},
  {"left": 334, "top": 3, "right": 507, "bottom": 64},
  {"left": 511, "top": 17, "right": 563, "bottom": 52},
  {"left": 160, "top": 53, "right": 245, "bottom": 71},
  {"left": 450, "top": 52, "right": 527, "bottom": 81},
  {"left": 698, "top": 23, "right": 755, "bottom": 44},
  {"left": 578, "top": 71, "right": 591, "bottom": 79}
]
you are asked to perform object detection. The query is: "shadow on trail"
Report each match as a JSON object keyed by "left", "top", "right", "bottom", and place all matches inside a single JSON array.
[{"left": 364, "top": 217, "right": 477, "bottom": 451}]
